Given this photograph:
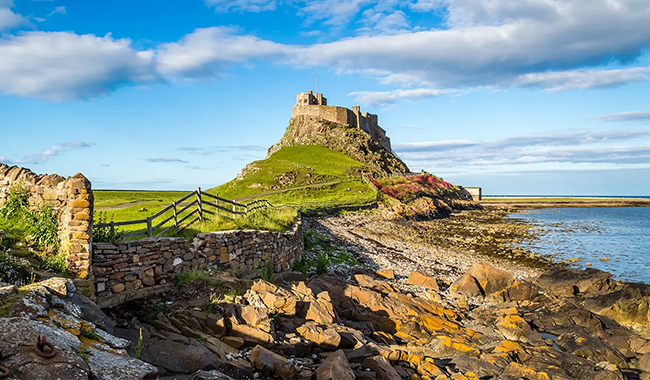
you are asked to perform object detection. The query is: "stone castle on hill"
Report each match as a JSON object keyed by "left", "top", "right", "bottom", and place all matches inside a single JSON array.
[{"left": 293, "top": 91, "right": 392, "bottom": 152}]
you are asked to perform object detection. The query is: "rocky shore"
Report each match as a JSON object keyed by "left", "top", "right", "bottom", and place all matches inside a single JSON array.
[{"left": 1, "top": 210, "right": 649, "bottom": 379}]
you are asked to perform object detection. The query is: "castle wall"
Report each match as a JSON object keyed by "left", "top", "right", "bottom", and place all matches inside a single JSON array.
[
  {"left": 0, "top": 164, "right": 94, "bottom": 282},
  {"left": 293, "top": 94, "right": 393, "bottom": 152},
  {"left": 292, "top": 105, "right": 356, "bottom": 126}
]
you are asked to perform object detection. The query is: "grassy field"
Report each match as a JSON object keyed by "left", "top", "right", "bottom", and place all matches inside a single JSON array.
[{"left": 92, "top": 145, "right": 377, "bottom": 239}]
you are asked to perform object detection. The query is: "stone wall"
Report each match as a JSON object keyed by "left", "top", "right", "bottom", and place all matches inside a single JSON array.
[
  {"left": 193, "top": 219, "right": 303, "bottom": 273},
  {"left": 0, "top": 164, "right": 93, "bottom": 279},
  {"left": 92, "top": 219, "right": 303, "bottom": 307}
]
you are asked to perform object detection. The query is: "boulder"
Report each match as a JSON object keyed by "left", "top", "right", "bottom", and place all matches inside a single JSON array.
[
  {"left": 376, "top": 269, "right": 395, "bottom": 280},
  {"left": 137, "top": 335, "right": 217, "bottom": 374},
  {"left": 638, "top": 354, "right": 650, "bottom": 372},
  {"left": 249, "top": 345, "right": 298, "bottom": 380},
  {"left": 585, "top": 283, "right": 650, "bottom": 337},
  {"left": 316, "top": 350, "right": 355, "bottom": 380},
  {"left": 0, "top": 318, "right": 157, "bottom": 380},
  {"left": 297, "top": 321, "right": 341, "bottom": 350},
  {"left": 217, "top": 361, "right": 255, "bottom": 379},
  {"left": 450, "top": 273, "right": 483, "bottom": 298},
  {"left": 306, "top": 291, "right": 337, "bottom": 324},
  {"left": 362, "top": 355, "right": 401, "bottom": 380},
  {"left": 406, "top": 271, "right": 439, "bottom": 291},
  {"left": 247, "top": 280, "right": 298, "bottom": 315},
  {"left": 488, "top": 281, "right": 540, "bottom": 303},
  {"left": 496, "top": 314, "right": 543, "bottom": 344},
  {"left": 536, "top": 267, "right": 618, "bottom": 297},
  {"left": 465, "top": 262, "right": 514, "bottom": 295},
  {"left": 556, "top": 331, "right": 627, "bottom": 367}
]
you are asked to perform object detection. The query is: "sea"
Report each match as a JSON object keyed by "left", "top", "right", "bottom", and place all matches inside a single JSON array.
[{"left": 505, "top": 205, "right": 650, "bottom": 284}]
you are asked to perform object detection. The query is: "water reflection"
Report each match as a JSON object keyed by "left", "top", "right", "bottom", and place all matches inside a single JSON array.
[{"left": 508, "top": 207, "right": 650, "bottom": 284}]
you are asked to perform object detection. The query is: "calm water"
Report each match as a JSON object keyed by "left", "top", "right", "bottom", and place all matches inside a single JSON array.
[{"left": 508, "top": 207, "right": 650, "bottom": 284}]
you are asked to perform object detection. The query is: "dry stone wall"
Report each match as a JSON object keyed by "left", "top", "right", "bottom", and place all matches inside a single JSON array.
[
  {"left": 0, "top": 164, "right": 93, "bottom": 279},
  {"left": 92, "top": 219, "right": 303, "bottom": 306}
]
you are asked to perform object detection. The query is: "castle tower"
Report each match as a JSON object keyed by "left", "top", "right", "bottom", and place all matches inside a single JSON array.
[{"left": 296, "top": 90, "right": 327, "bottom": 106}]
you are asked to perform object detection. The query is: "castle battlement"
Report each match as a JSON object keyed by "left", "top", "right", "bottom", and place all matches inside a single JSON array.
[{"left": 293, "top": 91, "right": 391, "bottom": 152}]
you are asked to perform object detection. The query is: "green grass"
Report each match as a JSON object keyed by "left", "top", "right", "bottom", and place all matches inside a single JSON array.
[
  {"left": 92, "top": 146, "right": 378, "bottom": 240},
  {"left": 176, "top": 269, "right": 224, "bottom": 287},
  {"left": 94, "top": 190, "right": 189, "bottom": 208},
  {"left": 93, "top": 190, "right": 191, "bottom": 225},
  {"left": 208, "top": 145, "right": 376, "bottom": 208},
  {"left": 177, "top": 207, "right": 298, "bottom": 240}
]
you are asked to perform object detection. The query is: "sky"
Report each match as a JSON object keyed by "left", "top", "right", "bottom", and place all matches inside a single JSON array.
[{"left": 0, "top": 0, "right": 649, "bottom": 195}]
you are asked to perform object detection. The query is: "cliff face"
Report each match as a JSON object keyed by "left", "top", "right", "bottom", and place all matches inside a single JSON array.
[{"left": 268, "top": 114, "right": 409, "bottom": 175}]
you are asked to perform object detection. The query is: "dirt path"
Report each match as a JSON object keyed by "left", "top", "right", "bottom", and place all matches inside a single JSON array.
[
  {"left": 233, "top": 180, "right": 341, "bottom": 201},
  {"left": 95, "top": 201, "right": 151, "bottom": 211}
]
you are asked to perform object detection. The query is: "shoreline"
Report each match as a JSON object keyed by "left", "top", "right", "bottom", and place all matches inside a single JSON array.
[{"left": 482, "top": 196, "right": 650, "bottom": 209}]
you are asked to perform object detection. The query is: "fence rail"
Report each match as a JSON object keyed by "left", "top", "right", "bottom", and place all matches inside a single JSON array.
[{"left": 95, "top": 188, "right": 277, "bottom": 239}]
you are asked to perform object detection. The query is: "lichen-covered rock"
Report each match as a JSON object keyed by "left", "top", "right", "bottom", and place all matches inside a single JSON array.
[{"left": 466, "top": 262, "right": 514, "bottom": 295}]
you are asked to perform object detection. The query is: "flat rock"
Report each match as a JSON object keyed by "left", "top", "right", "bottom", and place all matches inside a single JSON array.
[{"left": 406, "top": 271, "right": 439, "bottom": 291}]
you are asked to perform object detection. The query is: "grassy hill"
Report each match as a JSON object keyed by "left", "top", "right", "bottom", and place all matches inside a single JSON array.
[{"left": 208, "top": 145, "right": 377, "bottom": 209}]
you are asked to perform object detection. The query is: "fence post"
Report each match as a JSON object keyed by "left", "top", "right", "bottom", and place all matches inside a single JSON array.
[
  {"left": 197, "top": 187, "right": 203, "bottom": 221},
  {"left": 173, "top": 201, "right": 178, "bottom": 233},
  {"left": 232, "top": 203, "right": 236, "bottom": 218},
  {"left": 216, "top": 195, "right": 219, "bottom": 218},
  {"left": 146, "top": 217, "right": 152, "bottom": 238},
  {"left": 110, "top": 221, "right": 115, "bottom": 237}
]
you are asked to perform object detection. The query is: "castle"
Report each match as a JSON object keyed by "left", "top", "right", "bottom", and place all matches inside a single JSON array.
[{"left": 293, "top": 91, "right": 392, "bottom": 152}]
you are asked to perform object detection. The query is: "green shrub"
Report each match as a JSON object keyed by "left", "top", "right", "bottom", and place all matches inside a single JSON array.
[
  {"left": 0, "top": 184, "right": 29, "bottom": 220},
  {"left": 256, "top": 260, "right": 274, "bottom": 282},
  {"left": 92, "top": 212, "right": 124, "bottom": 243},
  {"left": 28, "top": 205, "right": 59, "bottom": 252},
  {"left": 0, "top": 184, "right": 64, "bottom": 274}
]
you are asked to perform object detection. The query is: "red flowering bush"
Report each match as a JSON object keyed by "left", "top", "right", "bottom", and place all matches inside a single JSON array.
[{"left": 370, "top": 173, "right": 460, "bottom": 203}]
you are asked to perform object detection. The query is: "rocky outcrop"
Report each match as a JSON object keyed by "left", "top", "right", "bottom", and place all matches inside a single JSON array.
[
  {"left": 586, "top": 282, "right": 650, "bottom": 338},
  {"left": 269, "top": 115, "right": 409, "bottom": 174},
  {"left": 0, "top": 278, "right": 156, "bottom": 380},
  {"left": 9, "top": 261, "right": 648, "bottom": 380}
]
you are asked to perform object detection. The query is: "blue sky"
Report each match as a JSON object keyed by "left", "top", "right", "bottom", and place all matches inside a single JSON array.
[{"left": 1, "top": 0, "right": 649, "bottom": 195}]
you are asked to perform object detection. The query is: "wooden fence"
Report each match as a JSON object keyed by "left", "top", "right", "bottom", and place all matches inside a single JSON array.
[{"left": 95, "top": 188, "right": 276, "bottom": 240}]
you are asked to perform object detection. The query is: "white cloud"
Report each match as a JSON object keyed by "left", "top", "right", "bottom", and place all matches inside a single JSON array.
[
  {"left": 3, "top": 0, "right": 650, "bottom": 101},
  {"left": 2, "top": 141, "right": 93, "bottom": 165},
  {"left": 48, "top": 5, "right": 66, "bottom": 16},
  {"left": 0, "top": 0, "right": 24, "bottom": 31},
  {"left": 594, "top": 111, "right": 650, "bottom": 122},
  {"left": 516, "top": 67, "right": 650, "bottom": 92},
  {"left": 395, "top": 130, "right": 650, "bottom": 169},
  {"left": 349, "top": 88, "right": 457, "bottom": 105},
  {"left": 155, "top": 27, "right": 291, "bottom": 78},
  {"left": 144, "top": 158, "right": 189, "bottom": 163},
  {"left": 0, "top": 32, "right": 158, "bottom": 100}
]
